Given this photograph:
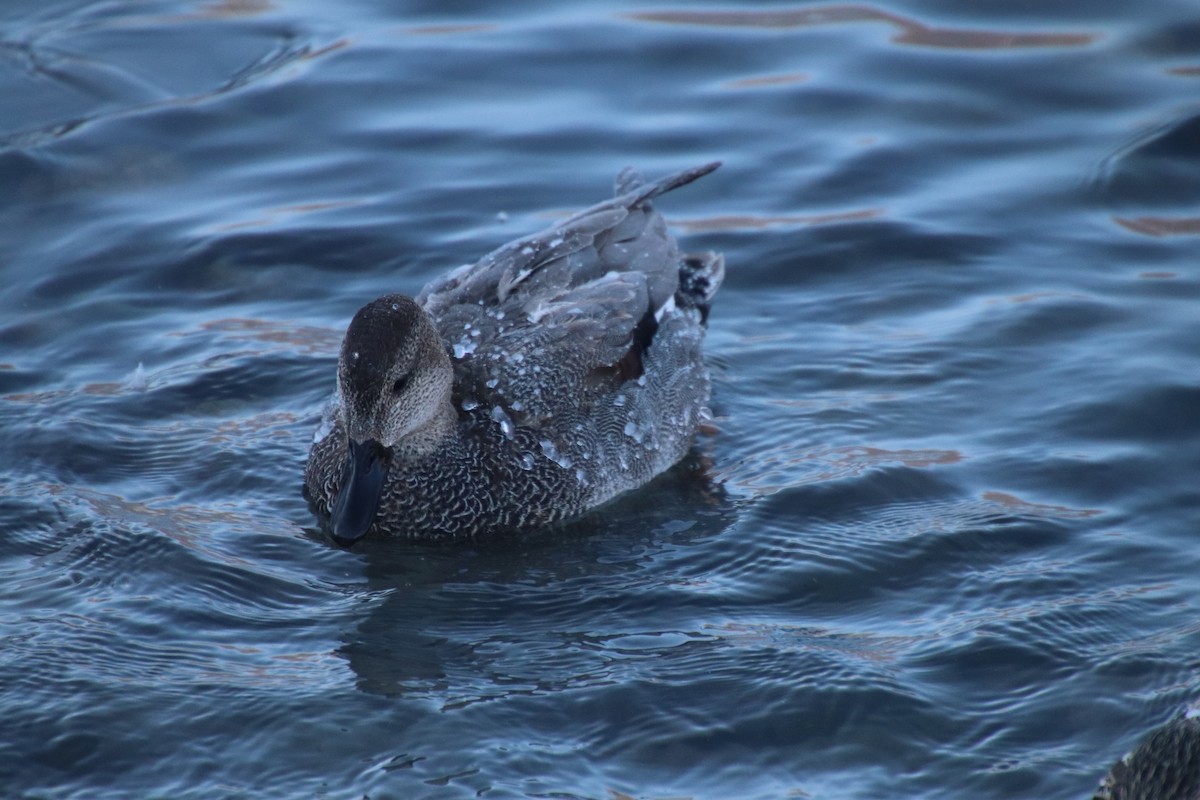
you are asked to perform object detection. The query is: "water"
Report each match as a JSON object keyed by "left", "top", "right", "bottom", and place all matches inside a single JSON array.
[{"left": 2, "top": 1, "right": 1199, "bottom": 798}]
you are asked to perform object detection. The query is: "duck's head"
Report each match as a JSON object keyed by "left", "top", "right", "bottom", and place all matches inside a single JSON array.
[{"left": 330, "top": 294, "right": 454, "bottom": 546}]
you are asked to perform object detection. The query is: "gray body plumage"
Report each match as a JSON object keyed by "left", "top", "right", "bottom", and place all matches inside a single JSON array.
[{"left": 305, "top": 163, "right": 723, "bottom": 541}]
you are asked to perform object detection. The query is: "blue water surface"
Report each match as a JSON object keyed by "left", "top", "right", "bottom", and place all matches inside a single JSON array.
[{"left": 2, "top": 1, "right": 1199, "bottom": 798}]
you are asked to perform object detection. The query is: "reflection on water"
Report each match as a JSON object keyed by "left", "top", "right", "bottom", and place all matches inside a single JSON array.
[
  {"left": 628, "top": 5, "right": 1097, "bottom": 49},
  {"left": 398, "top": 23, "right": 500, "bottom": 36},
  {"left": 1113, "top": 215, "right": 1200, "bottom": 236},
  {"left": 723, "top": 71, "right": 810, "bottom": 89}
]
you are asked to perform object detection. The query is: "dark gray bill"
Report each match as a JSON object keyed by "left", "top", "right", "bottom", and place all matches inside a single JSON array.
[{"left": 330, "top": 438, "right": 391, "bottom": 546}]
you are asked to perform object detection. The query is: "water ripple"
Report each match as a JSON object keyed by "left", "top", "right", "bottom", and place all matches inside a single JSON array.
[
  {"left": 1, "top": 1, "right": 1198, "bottom": 797},
  {"left": 0, "top": 4, "right": 345, "bottom": 150}
]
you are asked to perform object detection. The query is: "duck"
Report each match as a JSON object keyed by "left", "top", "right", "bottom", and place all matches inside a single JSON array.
[
  {"left": 304, "top": 162, "right": 724, "bottom": 545},
  {"left": 1094, "top": 707, "right": 1200, "bottom": 800}
]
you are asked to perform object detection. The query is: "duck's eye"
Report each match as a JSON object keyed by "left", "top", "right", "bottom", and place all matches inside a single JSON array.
[{"left": 391, "top": 374, "right": 410, "bottom": 395}]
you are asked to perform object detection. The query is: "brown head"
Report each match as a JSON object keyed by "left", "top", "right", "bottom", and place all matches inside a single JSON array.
[{"left": 330, "top": 294, "right": 454, "bottom": 545}]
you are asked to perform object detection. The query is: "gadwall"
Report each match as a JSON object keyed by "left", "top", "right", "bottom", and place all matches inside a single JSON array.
[
  {"left": 1095, "top": 707, "right": 1200, "bottom": 800},
  {"left": 305, "top": 162, "right": 723, "bottom": 545}
]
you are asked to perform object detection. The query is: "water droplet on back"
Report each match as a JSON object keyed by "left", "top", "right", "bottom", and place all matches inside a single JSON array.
[{"left": 491, "top": 406, "right": 515, "bottom": 439}]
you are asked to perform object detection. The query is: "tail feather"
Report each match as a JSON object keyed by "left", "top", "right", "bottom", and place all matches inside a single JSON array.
[{"left": 623, "top": 161, "right": 721, "bottom": 205}]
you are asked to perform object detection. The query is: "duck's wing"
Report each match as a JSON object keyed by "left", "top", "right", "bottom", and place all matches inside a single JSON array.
[
  {"left": 418, "top": 163, "right": 719, "bottom": 422},
  {"left": 454, "top": 270, "right": 659, "bottom": 424},
  {"left": 418, "top": 162, "right": 719, "bottom": 326}
]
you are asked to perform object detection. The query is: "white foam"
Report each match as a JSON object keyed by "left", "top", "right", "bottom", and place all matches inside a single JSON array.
[{"left": 126, "top": 362, "right": 147, "bottom": 392}]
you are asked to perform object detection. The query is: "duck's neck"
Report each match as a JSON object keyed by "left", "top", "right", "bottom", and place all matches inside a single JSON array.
[{"left": 393, "top": 401, "right": 458, "bottom": 460}]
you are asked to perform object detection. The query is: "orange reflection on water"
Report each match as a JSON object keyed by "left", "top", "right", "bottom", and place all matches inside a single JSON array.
[
  {"left": 198, "top": 318, "right": 343, "bottom": 354},
  {"left": 981, "top": 490, "right": 1101, "bottom": 519},
  {"left": 209, "top": 199, "right": 363, "bottom": 233},
  {"left": 628, "top": 5, "right": 1096, "bottom": 50},
  {"left": 850, "top": 446, "right": 961, "bottom": 468},
  {"left": 1113, "top": 216, "right": 1200, "bottom": 237},
  {"left": 723, "top": 72, "right": 809, "bottom": 89},
  {"left": 193, "top": 0, "right": 276, "bottom": 18},
  {"left": 397, "top": 24, "right": 499, "bottom": 36}
]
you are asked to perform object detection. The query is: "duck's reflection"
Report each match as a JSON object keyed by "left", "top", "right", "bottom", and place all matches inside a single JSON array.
[{"left": 332, "top": 452, "right": 733, "bottom": 699}]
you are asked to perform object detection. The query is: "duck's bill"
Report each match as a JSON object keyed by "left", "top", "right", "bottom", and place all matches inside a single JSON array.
[{"left": 330, "top": 438, "right": 391, "bottom": 546}]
